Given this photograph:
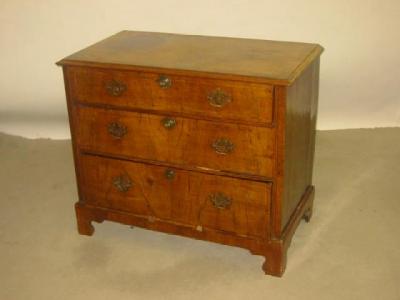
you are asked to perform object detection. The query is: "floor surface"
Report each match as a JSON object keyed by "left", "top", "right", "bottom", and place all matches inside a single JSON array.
[{"left": 1, "top": 128, "right": 399, "bottom": 300}]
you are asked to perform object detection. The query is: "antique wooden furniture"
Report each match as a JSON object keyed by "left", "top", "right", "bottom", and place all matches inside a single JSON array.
[{"left": 57, "top": 31, "right": 323, "bottom": 277}]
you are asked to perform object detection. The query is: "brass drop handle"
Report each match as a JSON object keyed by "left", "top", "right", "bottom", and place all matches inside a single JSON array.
[
  {"left": 112, "top": 175, "right": 133, "bottom": 192},
  {"left": 164, "top": 168, "right": 175, "bottom": 180},
  {"left": 161, "top": 117, "right": 176, "bottom": 129},
  {"left": 105, "top": 79, "right": 126, "bottom": 97},
  {"left": 107, "top": 122, "right": 127, "bottom": 139},
  {"left": 207, "top": 88, "right": 232, "bottom": 107},
  {"left": 157, "top": 75, "right": 172, "bottom": 88},
  {"left": 212, "top": 138, "right": 234, "bottom": 155},
  {"left": 209, "top": 192, "right": 232, "bottom": 209}
]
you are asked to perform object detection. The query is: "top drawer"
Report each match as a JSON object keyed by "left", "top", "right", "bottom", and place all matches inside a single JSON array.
[{"left": 66, "top": 66, "right": 274, "bottom": 125}]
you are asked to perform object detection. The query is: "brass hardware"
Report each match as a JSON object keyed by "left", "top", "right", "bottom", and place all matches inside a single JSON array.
[
  {"left": 107, "top": 122, "right": 127, "bottom": 138},
  {"left": 165, "top": 168, "right": 175, "bottom": 180},
  {"left": 157, "top": 75, "right": 172, "bottom": 88},
  {"left": 161, "top": 117, "right": 176, "bottom": 129},
  {"left": 105, "top": 79, "right": 126, "bottom": 96},
  {"left": 212, "top": 138, "right": 234, "bottom": 155},
  {"left": 112, "top": 175, "right": 133, "bottom": 192},
  {"left": 207, "top": 88, "right": 232, "bottom": 107},
  {"left": 209, "top": 192, "right": 232, "bottom": 209}
]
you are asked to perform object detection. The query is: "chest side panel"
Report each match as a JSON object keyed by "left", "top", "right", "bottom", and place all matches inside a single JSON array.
[{"left": 281, "top": 58, "right": 320, "bottom": 230}]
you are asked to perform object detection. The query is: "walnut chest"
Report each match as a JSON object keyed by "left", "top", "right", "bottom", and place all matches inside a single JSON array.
[{"left": 57, "top": 30, "right": 323, "bottom": 277}]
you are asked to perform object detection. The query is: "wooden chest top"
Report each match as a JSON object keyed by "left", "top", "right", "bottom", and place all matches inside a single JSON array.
[{"left": 57, "top": 30, "right": 323, "bottom": 85}]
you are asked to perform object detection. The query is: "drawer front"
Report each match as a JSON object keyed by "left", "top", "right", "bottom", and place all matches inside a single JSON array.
[
  {"left": 75, "top": 106, "right": 275, "bottom": 177},
  {"left": 67, "top": 66, "right": 274, "bottom": 125},
  {"left": 80, "top": 155, "right": 271, "bottom": 238}
]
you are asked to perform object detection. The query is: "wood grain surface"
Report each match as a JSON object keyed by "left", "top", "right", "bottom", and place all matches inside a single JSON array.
[
  {"left": 281, "top": 59, "right": 319, "bottom": 230},
  {"left": 80, "top": 154, "right": 271, "bottom": 238},
  {"left": 75, "top": 106, "right": 275, "bottom": 177},
  {"left": 67, "top": 66, "right": 274, "bottom": 126},
  {"left": 57, "top": 31, "right": 323, "bottom": 277},
  {"left": 57, "top": 31, "right": 323, "bottom": 85}
]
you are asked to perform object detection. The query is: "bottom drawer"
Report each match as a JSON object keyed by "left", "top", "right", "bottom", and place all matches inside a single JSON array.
[{"left": 79, "top": 155, "right": 271, "bottom": 238}]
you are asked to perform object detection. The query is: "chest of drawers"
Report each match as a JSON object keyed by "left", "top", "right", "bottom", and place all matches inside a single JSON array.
[{"left": 57, "top": 31, "right": 323, "bottom": 277}]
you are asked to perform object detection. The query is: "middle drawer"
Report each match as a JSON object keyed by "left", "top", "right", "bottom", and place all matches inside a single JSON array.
[{"left": 75, "top": 106, "right": 275, "bottom": 177}]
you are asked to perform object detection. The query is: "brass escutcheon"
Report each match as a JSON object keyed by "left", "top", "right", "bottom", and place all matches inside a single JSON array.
[
  {"left": 107, "top": 122, "right": 127, "bottom": 138},
  {"left": 105, "top": 79, "right": 126, "bottom": 97},
  {"left": 209, "top": 192, "right": 232, "bottom": 209},
  {"left": 157, "top": 75, "right": 172, "bottom": 88},
  {"left": 207, "top": 88, "right": 232, "bottom": 107},
  {"left": 112, "top": 175, "right": 133, "bottom": 192},
  {"left": 211, "top": 138, "right": 234, "bottom": 155},
  {"left": 164, "top": 168, "right": 175, "bottom": 180},
  {"left": 161, "top": 117, "right": 176, "bottom": 129}
]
